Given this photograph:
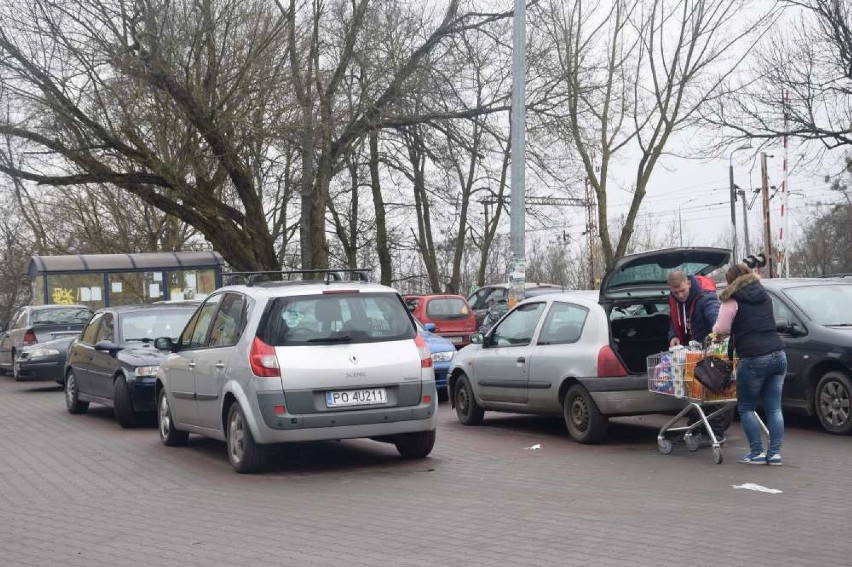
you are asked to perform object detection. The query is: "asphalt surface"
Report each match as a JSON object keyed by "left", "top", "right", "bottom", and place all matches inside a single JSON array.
[{"left": 0, "top": 375, "right": 848, "bottom": 566}]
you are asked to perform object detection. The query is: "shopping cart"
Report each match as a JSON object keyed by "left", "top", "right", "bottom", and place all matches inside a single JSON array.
[{"left": 647, "top": 346, "right": 739, "bottom": 464}]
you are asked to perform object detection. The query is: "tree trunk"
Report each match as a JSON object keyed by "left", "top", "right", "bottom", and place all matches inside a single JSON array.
[{"left": 369, "top": 131, "right": 392, "bottom": 285}]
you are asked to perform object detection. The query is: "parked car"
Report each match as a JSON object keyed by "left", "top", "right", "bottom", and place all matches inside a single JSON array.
[
  {"left": 0, "top": 304, "right": 93, "bottom": 375},
  {"left": 449, "top": 247, "right": 730, "bottom": 444},
  {"left": 64, "top": 303, "right": 198, "bottom": 427},
  {"left": 154, "top": 272, "right": 438, "bottom": 473},
  {"left": 468, "top": 282, "right": 566, "bottom": 327},
  {"left": 415, "top": 319, "right": 455, "bottom": 400},
  {"left": 478, "top": 298, "right": 509, "bottom": 335},
  {"left": 15, "top": 335, "right": 77, "bottom": 383},
  {"left": 403, "top": 294, "right": 477, "bottom": 348},
  {"left": 761, "top": 277, "right": 852, "bottom": 434}
]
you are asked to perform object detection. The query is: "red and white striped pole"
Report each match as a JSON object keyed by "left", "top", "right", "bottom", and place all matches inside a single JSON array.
[{"left": 778, "top": 91, "right": 790, "bottom": 278}]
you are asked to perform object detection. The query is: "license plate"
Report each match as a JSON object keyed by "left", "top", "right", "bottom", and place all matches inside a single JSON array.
[
  {"left": 448, "top": 336, "right": 464, "bottom": 344},
  {"left": 326, "top": 388, "right": 388, "bottom": 408}
]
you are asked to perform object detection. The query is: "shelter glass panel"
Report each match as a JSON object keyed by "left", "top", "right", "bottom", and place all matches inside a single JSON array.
[
  {"left": 166, "top": 269, "right": 216, "bottom": 302},
  {"left": 46, "top": 274, "right": 105, "bottom": 310},
  {"left": 108, "top": 272, "right": 148, "bottom": 306}
]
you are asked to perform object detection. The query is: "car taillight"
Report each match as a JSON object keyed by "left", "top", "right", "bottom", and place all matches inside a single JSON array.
[
  {"left": 597, "top": 345, "right": 628, "bottom": 377},
  {"left": 414, "top": 333, "right": 433, "bottom": 368},
  {"left": 250, "top": 336, "right": 280, "bottom": 378},
  {"left": 23, "top": 330, "right": 37, "bottom": 345}
]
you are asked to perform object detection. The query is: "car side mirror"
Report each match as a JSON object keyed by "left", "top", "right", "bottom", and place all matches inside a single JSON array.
[
  {"left": 154, "top": 337, "right": 176, "bottom": 352},
  {"left": 470, "top": 332, "right": 484, "bottom": 345},
  {"left": 94, "top": 340, "right": 121, "bottom": 352},
  {"left": 424, "top": 322, "right": 437, "bottom": 332},
  {"left": 777, "top": 321, "right": 805, "bottom": 337}
]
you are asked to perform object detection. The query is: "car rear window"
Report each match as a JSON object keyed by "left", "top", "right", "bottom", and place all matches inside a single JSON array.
[
  {"left": 32, "top": 307, "right": 93, "bottom": 325},
  {"left": 121, "top": 308, "right": 197, "bottom": 341},
  {"left": 425, "top": 298, "right": 471, "bottom": 320},
  {"left": 259, "top": 292, "right": 416, "bottom": 345},
  {"left": 607, "top": 262, "right": 719, "bottom": 288}
]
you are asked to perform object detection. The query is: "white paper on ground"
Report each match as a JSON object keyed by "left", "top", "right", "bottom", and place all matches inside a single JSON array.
[
  {"left": 732, "top": 483, "right": 783, "bottom": 494},
  {"left": 525, "top": 444, "right": 542, "bottom": 450}
]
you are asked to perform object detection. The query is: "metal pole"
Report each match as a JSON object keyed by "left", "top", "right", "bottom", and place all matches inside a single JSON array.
[
  {"left": 738, "top": 188, "right": 750, "bottom": 257},
  {"left": 728, "top": 144, "right": 752, "bottom": 263},
  {"left": 761, "top": 152, "right": 775, "bottom": 278},
  {"left": 728, "top": 160, "right": 739, "bottom": 264},
  {"left": 508, "top": 0, "right": 526, "bottom": 306}
]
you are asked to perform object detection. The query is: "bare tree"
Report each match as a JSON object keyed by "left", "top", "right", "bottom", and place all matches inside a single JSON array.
[
  {"left": 707, "top": 1, "right": 852, "bottom": 150},
  {"left": 0, "top": 0, "right": 293, "bottom": 271},
  {"left": 534, "top": 0, "right": 772, "bottom": 270}
]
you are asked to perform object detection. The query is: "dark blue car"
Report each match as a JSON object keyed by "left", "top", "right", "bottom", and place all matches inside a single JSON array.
[
  {"left": 416, "top": 319, "right": 455, "bottom": 401},
  {"left": 64, "top": 303, "right": 198, "bottom": 427}
]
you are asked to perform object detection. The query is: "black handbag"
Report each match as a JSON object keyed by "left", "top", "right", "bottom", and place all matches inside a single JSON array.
[{"left": 694, "top": 355, "right": 733, "bottom": 393}]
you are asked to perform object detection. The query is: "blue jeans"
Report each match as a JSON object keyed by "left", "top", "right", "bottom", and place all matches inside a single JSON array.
[{"left": 736, "top": 350, "right": 787, "bottom": 455}]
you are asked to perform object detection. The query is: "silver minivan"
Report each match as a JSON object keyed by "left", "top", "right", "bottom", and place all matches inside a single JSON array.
[{"left": 154, "top": 274, "right": 437, "bottom": 473}]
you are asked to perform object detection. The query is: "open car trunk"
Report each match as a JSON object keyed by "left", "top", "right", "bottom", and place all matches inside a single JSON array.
[
  {"left": 609, "top": 302, "right": 672, "bottom": 373},
  {"left": 599, "top": 247, "right": 731, "bottom": 374}
]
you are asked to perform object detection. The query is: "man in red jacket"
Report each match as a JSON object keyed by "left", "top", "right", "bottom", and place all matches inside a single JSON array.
[{"left": 667, "top": 271, "right": 728, "bottom": 444}]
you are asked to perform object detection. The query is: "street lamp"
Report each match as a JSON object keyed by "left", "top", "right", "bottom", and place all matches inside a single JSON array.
[{"left": 729, "top": 144, "right": 752, "bottom": 263}]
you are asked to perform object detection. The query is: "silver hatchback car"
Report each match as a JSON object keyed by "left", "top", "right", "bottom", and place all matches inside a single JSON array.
[{"left": 154, "top": 271, "right": 437, "bottom": 473}]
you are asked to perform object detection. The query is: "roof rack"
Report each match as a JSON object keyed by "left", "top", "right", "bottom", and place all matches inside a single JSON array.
[{"left": 223, "top": 268, "right": 371, "bottom": 287}]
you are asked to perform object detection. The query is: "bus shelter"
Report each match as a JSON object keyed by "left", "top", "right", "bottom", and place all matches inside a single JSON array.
[{"left": 28, "top": 251, "right": 224, "bottom": 310}]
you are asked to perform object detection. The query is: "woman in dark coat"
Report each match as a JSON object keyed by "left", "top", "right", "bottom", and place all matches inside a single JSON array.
[{"left": 713, "top": 264, "right": 787, "bottom": 465}]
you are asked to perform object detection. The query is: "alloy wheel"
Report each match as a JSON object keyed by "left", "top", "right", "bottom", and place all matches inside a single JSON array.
[
  {"left": 229, "top": 410, "right": 245, "bottom": 465},
  {"left": 159, "top": 394, "right": 172, "bottom": 440},
  {"left": 819, "top": 380, "right": 851, "bottom": 428},
  {"left": 65, "top": 374, "right": 76, "bottom": 407}
]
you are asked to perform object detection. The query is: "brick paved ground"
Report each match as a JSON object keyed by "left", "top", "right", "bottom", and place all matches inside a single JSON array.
[{"left": 0, "top": 376, "right": 848, "bottom": 566}]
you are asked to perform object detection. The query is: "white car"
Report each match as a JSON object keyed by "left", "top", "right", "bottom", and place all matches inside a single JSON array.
[{"left": 154, "top": 271, "right": 437, "bottom": 473}]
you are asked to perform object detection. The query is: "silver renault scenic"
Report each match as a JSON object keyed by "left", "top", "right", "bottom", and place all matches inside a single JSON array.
[{"left": 154, "top": 270, "right": 437, "bottom": 473}]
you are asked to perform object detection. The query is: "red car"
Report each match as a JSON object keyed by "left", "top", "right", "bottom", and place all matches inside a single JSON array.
[{"left": 404, "top": 294, "right": 477, "bottom": 348}]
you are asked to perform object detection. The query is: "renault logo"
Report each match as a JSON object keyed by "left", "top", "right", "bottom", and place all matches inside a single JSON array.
[{"left": 349, "top": 354, "right": 359, "bottom": 365}]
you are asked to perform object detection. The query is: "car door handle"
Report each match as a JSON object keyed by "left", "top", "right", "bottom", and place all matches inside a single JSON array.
[
  {"left": 188, "top": 361, "right": 196, "bottom": 369},
  {"left": 516, "top": 357, "right": 525, "bottom": 363},
  {"left": 215, "top": 362, "right": 225, "bottom": 370}
]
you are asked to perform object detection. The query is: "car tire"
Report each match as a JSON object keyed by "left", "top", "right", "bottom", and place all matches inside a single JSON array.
[
  {"left": 65, "top": 370, "right": 89, "bottom": 414},
  {"left": 227, "top": 403, "right": 267, "bottom": 474},
  {"left": 113, "top": 375, "right": 138, "bottom": 429},
  {"left": 454, "top": 374, "right": 484, "bottom": 425},
  {"left": 158, "top": 389, "right": 189, "bottom": 446},
  {"left": 564, "top": 384, "right": 609, "bottom": 444},
  {"left": 815, "top": 371, "right": 852, "bottom": 434},
  {"left": 394, "top": 429, "right": 436, "bottom": 459}
]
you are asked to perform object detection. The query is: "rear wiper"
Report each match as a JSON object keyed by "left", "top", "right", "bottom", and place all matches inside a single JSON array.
[
  {"left": 826, "top": 323, "right": 852, "bottom": 327},
  {"left": 307, "top": 335, "right": 352, "bottom": 343}
]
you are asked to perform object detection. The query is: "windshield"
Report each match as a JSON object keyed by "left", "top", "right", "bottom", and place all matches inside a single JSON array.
[
  {"left": 784, "top": 285, "right": 852, "bottom": 325},
  {"left": 260, "top": 292, "right": 416, "bottom": 346},
  {"left": 32, "top": 307, "right": 93, "bottom": 325},
  {"left": 121, "top": 308, "right": 197, "bottom": 341}
]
